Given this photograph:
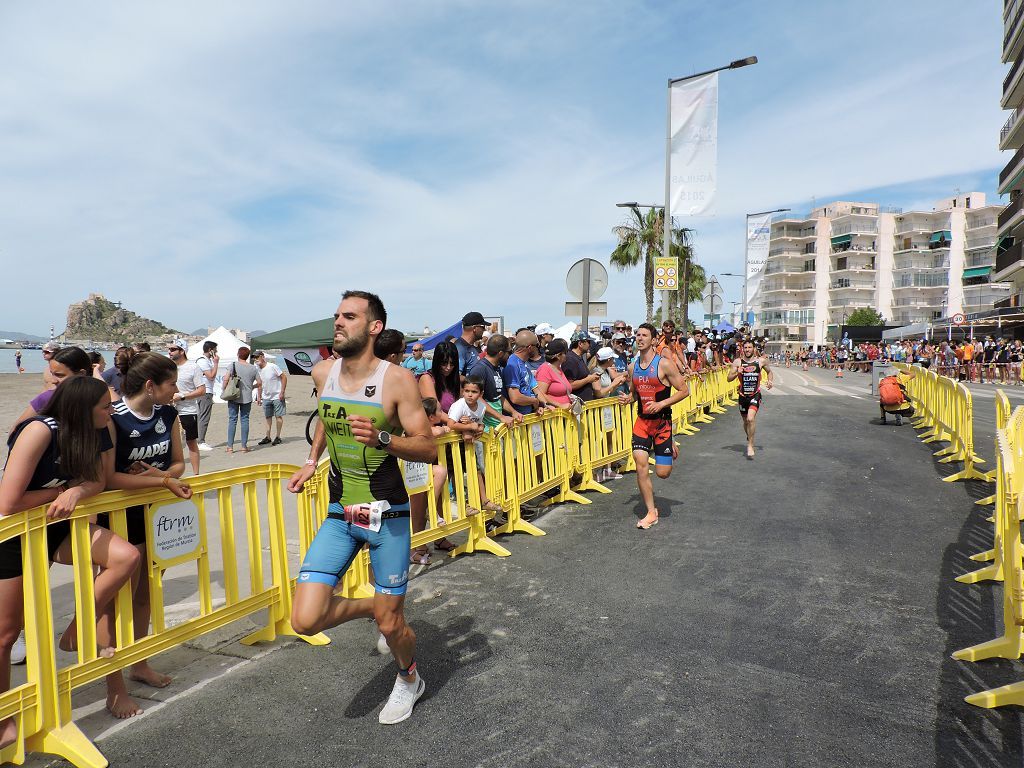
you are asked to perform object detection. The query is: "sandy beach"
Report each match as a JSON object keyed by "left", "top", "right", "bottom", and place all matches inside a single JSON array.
[{"left": 0, "top": 373, "right": 318, "bottom": 472}]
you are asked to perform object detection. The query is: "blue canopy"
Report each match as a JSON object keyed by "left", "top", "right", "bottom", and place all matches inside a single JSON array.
[
  {"left": 405, "top": 320, "right": 463, "bottom": 354},
  {"left": 712, "top": 320, "right": 735, "bottom": 333}
]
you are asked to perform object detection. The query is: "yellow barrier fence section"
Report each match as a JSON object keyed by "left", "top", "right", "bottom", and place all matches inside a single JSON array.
[
  {"left": 0, "top": 464, "right": 322, "bottom": 768},
  {"left": 1, "top": 369, "right": 737, "bottom": 767},
  {"left": 956, "top": 406, "right": 1024, "bottom": 707},
  {"left": 958, "top": 391, "right": 1012, "bottom": 584},
  {"left": 894, "top": 363, "right": 989, "bottom": 483},
  {"left": 672, "top": 367, "right": 736, "bottom": 436}
]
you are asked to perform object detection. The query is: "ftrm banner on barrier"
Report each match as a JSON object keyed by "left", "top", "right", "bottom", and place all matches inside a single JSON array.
[
  {"left": 669, "top": 72, "right": 718, "bottom": 217},
  {"left": 744, "top": 212, "right": 773, "bottom": 319}
]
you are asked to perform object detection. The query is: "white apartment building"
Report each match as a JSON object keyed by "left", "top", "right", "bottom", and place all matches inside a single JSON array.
[{"left": 753, "top": 193, "right": 1008, "bottom": 349}]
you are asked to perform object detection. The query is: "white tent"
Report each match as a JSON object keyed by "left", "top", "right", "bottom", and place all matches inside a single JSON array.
[
  {"left": 186, "top": 326, "right": 249, "bottom": 403},
  {"left": 186, "top": 326, "right": 248, "bottom": 362}
]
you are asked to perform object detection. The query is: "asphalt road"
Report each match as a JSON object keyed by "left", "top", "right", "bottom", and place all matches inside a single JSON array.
[{"left": 51, "top": 366, "right": 1024, "bottom": 768}]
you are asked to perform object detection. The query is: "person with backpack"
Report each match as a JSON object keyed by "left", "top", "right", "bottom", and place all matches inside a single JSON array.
[{"left": 879, "top": 368, "right": 916, "bottom": 425}]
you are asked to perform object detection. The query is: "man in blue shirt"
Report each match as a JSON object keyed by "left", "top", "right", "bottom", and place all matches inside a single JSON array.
[
  {"left": 504, "top": 330, "right": 543, "bottom": 415},
  {"left": 456, "top": 311, "right": 487, "bottom": 380},
  {"left": 401, "top": 343, "right": 430, "bottom": 377}
]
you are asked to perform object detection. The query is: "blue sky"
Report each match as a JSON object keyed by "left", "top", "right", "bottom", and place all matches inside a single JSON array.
[{"left": 0, "top": 0, "right": 1007, "bottom": 336}]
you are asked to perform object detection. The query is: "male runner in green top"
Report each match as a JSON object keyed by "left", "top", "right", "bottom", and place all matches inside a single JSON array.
[{"left": 286, "top": 290, "right": 436, "bottom": 724}]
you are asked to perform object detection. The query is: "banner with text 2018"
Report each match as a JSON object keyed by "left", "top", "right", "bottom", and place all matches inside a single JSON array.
[
  {"left": 744, "top": 212, "right": 774, "bottom": 322},
  {"left": 669, "top": 72, "right": 718, "bottom": 217}
]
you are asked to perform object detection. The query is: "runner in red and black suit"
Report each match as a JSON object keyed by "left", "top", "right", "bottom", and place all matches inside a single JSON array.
[
  {"left": 618, "top": 323, "right": 692, "bottom": 530},
  {"left": 727, "top": 339, "right": 773, "bottom": 460}
]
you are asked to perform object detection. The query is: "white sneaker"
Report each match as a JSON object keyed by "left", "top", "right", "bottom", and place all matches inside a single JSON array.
[
  {"left": 197, "top": 443, "right": 214, "bottom": 452},
  {"left": 376, "top": 632, "right": 390, "bottom": 655},
  {"left": 378, "top": 673, "right": 425, "bottom": 724},
  {"left": 11, "top": 631, "right": 26, "bottom": 665}
]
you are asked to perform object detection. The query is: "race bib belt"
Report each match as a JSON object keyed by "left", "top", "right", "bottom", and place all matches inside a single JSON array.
[{"left": 327, "top": 500, "right": 408, "bottom": 532}]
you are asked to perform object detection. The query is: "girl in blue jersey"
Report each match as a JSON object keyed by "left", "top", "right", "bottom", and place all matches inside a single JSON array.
[
  {"left": 99, "top": 351, "right": 192, "bottom": 714},
  {"left": 0, "top": 377, "right": 142, "bottom": 745}
]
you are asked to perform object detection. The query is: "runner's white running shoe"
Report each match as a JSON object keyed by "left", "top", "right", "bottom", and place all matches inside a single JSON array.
[
  {"left": 11, "top": 631, "right": 26, "bottom": 665},
  {"left": 197, "top": 443, "right": 214, "bottom": 452},
  {"left": 378, "top": 674, "right": 425, "bottom": 724},
  {"left": 377, "top": 632, "right": 390, "bottom": 655}
]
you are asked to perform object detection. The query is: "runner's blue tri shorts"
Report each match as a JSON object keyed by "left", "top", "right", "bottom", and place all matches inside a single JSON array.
[{"left": 298, "top": 502, "right": 411, "bottom": 595}]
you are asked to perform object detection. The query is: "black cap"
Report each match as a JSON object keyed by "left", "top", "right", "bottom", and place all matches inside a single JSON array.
[{"left": 462, "top": 311, "right": 486, "bottom": 327}]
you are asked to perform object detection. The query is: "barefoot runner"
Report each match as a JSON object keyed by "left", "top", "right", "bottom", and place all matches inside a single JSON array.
[
  {"left": 727, "top": 339, "right": 774, "bottom": 459},
  {"left": 286, "top": 290, "right": 437, "bottom": 724},
  {"left": 617, "top": 323, "right": 691, "bottom": 530}
]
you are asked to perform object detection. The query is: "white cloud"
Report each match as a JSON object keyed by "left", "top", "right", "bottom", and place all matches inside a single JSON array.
[{"left": 0, "top": 0, "right": 1010, "bottom": 337}]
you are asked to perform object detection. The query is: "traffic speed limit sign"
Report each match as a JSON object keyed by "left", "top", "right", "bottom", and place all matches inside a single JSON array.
[{"left": 952, "top": 313, "right": 966, "bottom": 326}]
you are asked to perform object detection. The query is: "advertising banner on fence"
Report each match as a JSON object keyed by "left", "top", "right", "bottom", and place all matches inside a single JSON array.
[
  {"left": 744, "top": 212, "right": 773, "bottom": 321},
  {"left": 669, "top": 73, "right": 718, "bottom": 217}
]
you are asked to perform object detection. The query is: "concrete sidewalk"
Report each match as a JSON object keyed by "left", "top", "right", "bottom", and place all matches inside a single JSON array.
[{"left": 38, "top": 373, "right": 1024, "bottom": 767}]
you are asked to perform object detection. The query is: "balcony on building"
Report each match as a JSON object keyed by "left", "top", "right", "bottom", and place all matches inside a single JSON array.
[
  {"left": 1000, "top": 144, "right": 1024, "bottom": 195},
  {"left": 1005, "top": 17, "right": 1024, "bottom": 108},
  {"left": 1007, "top": 0, "right": 1024, "bottom": 64},
  {"left": 994, "top": 239, "right": 1024, "bottom": 281},
  {"left": 1000, "top": 105, "right": 1024, "bottom": 150},
  {"left": 998, "top": 194, "right": 1024, "bottom": 237}
]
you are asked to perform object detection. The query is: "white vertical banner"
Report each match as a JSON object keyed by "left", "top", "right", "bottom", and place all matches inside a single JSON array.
[
  {"left": 670, "top": 73, "right": 718, "bottom": 216},
  {"left": 744, "top": 212, "right": 773, "bottom": 323}
]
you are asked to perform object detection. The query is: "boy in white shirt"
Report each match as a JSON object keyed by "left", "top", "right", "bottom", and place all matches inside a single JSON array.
[{"left": 446, "top": 376, "right": 503, "bottom": 516}]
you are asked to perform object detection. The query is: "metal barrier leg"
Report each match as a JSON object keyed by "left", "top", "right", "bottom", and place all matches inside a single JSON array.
[{"left": 966, "top": 681, "right": 1024, "bottom": 709}]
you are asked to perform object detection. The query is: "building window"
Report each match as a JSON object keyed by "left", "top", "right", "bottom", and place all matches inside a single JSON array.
[{"left": 836, "top": 256, "right": 847, "bottom": 271}]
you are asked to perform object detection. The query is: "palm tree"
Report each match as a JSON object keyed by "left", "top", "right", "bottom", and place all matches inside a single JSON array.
[{"left": 611, "top": 207, "right": 698, "bottom": 324}]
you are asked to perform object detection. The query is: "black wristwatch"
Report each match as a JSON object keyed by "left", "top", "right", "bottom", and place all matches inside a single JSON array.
[{"left": 376, "top": 430, "right": 392, "bottom": 450}]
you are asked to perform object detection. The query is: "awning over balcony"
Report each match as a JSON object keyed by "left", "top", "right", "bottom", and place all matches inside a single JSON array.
[
  {"left": 963, "top": 266, "right": 992, "bottom": 279},
  {"left": 830, "top": 234, "right": 852, "bottom": 245},
  {"left": 930, "top": 230, "right": 952, "bottom": 243}
]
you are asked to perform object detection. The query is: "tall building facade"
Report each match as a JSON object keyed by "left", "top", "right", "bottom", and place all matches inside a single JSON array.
[
  {"left": 753, "top": 193, "right": 1008, "bottom": 349},
  {"left": 993, "top": 1, "right": 1024, "bottom": 300}
]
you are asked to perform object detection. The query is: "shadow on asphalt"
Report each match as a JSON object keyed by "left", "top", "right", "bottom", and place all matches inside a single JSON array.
[
  {"left": 343, "top": 615, "right": 491, "bottom": 719},
  {"left": 934, "top": 491, "right": 1024, "bottom": 767}
]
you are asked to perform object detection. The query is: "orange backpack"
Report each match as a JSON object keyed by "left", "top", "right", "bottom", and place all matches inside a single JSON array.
[{"left": 879, "top": 376, "right": 905, "bottom": 407}]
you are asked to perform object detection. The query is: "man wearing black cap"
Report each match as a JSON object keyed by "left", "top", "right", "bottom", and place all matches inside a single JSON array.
[
  {"left": 456, "top": 311, "right": 487, "bottom": 381},
  {"left": 564, "top": 331, "right": 600, "bottom": 402}
]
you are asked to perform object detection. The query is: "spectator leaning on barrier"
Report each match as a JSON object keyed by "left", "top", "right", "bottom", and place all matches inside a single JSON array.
[
  {"left": 467, "top": 334, "right": 522, "bottom": 430},
  {"left": 535, "top": 338, "right": 573, "bottom": 408},
  {"left": 418, "top": 340, "right": 460, "bottom": 414},
  {"left": 402, "top": 342, "right": 430, "bottom": 377},
  {"left": 594, "top": 347, "right": 626, "bottom": 398},
  {"left": 456, "top": 311, "right": 487, "bottom": 379},
  {"left": 563, "top": 331, "right": 599, "bottom": 402},
  {"left": 504, "top": 330, "right": 543, "bottom": 415}
]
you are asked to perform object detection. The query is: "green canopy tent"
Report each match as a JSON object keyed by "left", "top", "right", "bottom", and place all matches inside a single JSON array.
[{"left": 250, "top": 318, "right": 334, "bottom": 349}]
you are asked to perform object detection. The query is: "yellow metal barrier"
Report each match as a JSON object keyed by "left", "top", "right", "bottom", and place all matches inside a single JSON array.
[
  {"left": 0, "top": 464, "right": 322, "bottom": 768},
  {"left": 958, "top": 407, "right": 1024, "bottom": 707},
  {"left": 959, "top": 391, "right": 1012, "bottom": 584},
  {"left": 895, "top": 363, "right": 988, "bottom": 483},
  {"left": 572, "top": 398, "right": 636, "bottom": 495}
]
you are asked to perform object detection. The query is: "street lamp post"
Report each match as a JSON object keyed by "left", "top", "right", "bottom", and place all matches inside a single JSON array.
[{"left": 664, "top": 56, "right": 758, "bottom": 329}]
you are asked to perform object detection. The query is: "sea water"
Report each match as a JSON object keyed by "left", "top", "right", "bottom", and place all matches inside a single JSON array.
[{"left": 0, "top": 348, "right": 50, "bottom": 374}]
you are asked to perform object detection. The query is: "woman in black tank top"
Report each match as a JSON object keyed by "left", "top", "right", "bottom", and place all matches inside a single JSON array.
[{"left": 0, "top": 378, "right": 142, "bottom": 737}]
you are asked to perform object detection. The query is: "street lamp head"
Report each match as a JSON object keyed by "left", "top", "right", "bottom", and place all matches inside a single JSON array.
[
  {"left": 615, "top": 202, "right": 639, "bottom": 208},
  {"left": 730, "top": 56, "right": 758, "bottom": 69}
]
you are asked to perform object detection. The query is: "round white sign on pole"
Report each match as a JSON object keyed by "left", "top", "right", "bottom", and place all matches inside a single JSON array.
[
  {"left": 952, "top": 313, "right": 966, "bottom": 326},
  {"left": 566, "top": 259, "right": 609, "bottom": 301}
]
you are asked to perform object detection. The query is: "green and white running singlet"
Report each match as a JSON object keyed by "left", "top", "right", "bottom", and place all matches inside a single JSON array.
[{"left": 319, "top": 358, "right": 409, "bottom": 506}]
